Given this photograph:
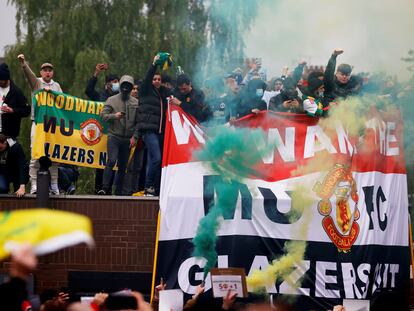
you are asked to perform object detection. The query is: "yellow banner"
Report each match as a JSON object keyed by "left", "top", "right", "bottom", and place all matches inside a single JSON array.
[
  {"left": 0, "top": 208, "right": 93, "bottom": 260},
  {"left": 32, "top": 90, "right": 108, "bottom": 168},
  {"left": 32, "top": 124, "right": 108, "bottom": 169}
]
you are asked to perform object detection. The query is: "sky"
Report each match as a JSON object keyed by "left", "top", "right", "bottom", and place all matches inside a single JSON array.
[
  {"left": 0, "top": 1, "right": 17, "bottom": 56},
  {"left": 245, "top": 0, "right": 414, "bottom": 80}
]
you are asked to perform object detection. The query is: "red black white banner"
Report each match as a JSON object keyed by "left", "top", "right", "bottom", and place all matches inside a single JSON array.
[{"left": 156, "top": 106, "right": 409, "bottom": 310}]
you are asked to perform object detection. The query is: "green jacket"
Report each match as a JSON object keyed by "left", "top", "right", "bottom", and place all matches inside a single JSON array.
[{"left": 100, "top": 92, "right": 139, "bottom": 139}]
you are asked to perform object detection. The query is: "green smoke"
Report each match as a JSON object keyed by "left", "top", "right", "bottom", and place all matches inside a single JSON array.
[
  {"left": 192, "top": 179, "right": 240, "bottom": 277},
  {"left": 192, "top": 126, "right": 274, "bottom": 278}
]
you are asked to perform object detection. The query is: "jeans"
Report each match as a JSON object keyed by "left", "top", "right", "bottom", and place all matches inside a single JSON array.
[
  {"left": 103, "top": 135, "right": 130, "bottom": 195},
  {"left": 142, "top": 132, "right": 162, "bottom": 192},
  {"left": 0, "top": 173, "right": 8, "bottom": 194},
  {"left": 58, "top": 166, "right": 78, "bottom": 192}
]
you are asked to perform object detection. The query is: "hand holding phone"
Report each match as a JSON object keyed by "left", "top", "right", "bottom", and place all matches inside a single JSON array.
[
  {"left": 114, "top": 111, "right": 125, "bottom": 119},
  {"left": 104, "top": 290, "right": 138, "bottom": 310}
]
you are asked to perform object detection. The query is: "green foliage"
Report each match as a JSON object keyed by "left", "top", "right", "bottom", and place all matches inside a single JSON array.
[
  {"left": 5, "top": 0, "right": 260, "bottom": 194},
  {"left": 197, "top": 0, "right": 258, "bottom": 82},
  {"left": 71, "top": 49, "right": 110, "bottom": 96}
]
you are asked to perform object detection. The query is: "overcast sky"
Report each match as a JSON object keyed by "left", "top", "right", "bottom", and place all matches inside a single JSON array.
[
  {"left": 0, "top": 1, "right": 17, "bottom": 56},
  {"left": 245, "top": 0, "right": 414, "bottom": 80}
]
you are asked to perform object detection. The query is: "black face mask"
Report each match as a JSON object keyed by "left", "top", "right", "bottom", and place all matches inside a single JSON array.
[{"left": 120, "top": 83, "right": 132, "bottom": 100}]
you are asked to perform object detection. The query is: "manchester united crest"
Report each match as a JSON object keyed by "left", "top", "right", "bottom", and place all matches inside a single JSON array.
[
  {"left": 313, "top": 164, "right": 360, "bottom": 252},
  {"left": 80, "top": 119, "right": 103, "bottom": 146}
]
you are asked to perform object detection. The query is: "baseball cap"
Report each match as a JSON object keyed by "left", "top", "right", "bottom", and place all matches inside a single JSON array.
[
  {"left": 41, "top": 63, "right": 54, "bottom": 70},
  {"left": 337, "top": 63, "right": 352, "bottom": 76}
]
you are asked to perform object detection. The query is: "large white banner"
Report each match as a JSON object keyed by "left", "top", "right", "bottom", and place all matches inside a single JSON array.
[{"left": 156, "top": 106, "right": 409, "bottom": 311}]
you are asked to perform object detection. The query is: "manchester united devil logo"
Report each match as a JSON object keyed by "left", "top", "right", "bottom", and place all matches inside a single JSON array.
[
  {"left": 313, "top": 164, "right": 360, "bottom": 252},
  {"left": 80, "top": 119, "right": 103, "bottom": 146}
]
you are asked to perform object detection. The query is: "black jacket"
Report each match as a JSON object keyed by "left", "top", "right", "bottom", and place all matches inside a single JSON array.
[
  {"left": 269, "top": 92, "right": 304, "bottom": 113},
  {"left": 0, "top": 141, "right": 28, "bottom": 191},
  {"left": 232, "top": 79, "right": 267, "bottom": 118},
  {"left": 85, "top": 76, "right": 113, "bottom": 101},
  {"left": 234, "top": 95, "right": 267, "bottom": 118},
  {"left": 2, "top": 81, "right": 30, "bottom": 138},
  {"left": 0, "top": 277, "right": 29, "bottom": 311},
  {"left": 137, "top": 64, "right": 169, "bottom": 133},
  {"left": 172, "top": 88, "right": 212, "bottom": 123},
  {"left": 324, "top": 54, "right": 361, "bottom": 102}
]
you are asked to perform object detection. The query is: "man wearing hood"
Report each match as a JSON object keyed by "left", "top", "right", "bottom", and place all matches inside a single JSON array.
[
  {"left": 302, "top": 72, "right": 327, "bottom": 117},
  {"left": 268, "top": 77, "right": 304, "bottom": 114},
  {"left": 0, "top": 63, "right": 30, "bottom": 139},
  {"left": 99, "top": 75, "right": 139, "bottom": 195},
  {"left": 0, "top": 134, "right": 28, "bottom": 197},
  {"left": 232, "top": 78, "right": 267, "bottom": 119}
]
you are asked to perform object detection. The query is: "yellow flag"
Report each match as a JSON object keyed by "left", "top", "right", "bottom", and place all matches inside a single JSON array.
[{"left": 0, "top": 208, "right": 94, "bottom": 260}]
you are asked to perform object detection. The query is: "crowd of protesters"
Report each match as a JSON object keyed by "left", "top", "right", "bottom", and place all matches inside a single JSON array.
[
  {"left": 0, "top": 48, "right": 410, "bottom": 197},
  {"left": 1, "top": 244, "right": 349, "bottom": 311}
]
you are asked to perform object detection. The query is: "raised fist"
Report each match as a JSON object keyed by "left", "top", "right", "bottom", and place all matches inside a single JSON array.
[
  {"left": 17, "top": 54, "right": 26, "bottom": 64},
  {"left": 94, "top": 63, "right": 106, "bottom": 76},
  {"left": 153, "top": 54, "right": 160, "bottom": 65},
  {"left": 333, "top": 48, "right": 344, "bottom": 56}
]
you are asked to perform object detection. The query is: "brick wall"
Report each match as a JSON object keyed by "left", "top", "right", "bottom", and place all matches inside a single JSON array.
[{"left": 0, "top": 195, "right": 159, "bottom": 293}]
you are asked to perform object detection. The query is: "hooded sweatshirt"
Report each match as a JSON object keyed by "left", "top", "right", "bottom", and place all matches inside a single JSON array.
[{"left": 100, "top": 75, "right": 139, "bottom": 139}]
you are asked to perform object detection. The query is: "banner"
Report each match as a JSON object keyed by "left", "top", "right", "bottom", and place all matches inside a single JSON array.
[
  {"left": 0, "top": 208, "right": 93, "bottom": 260},
  {"left": 32, "top": 90, "right": 108, "bottom": 168},
  {"left": 155, "top": 105, "right": 409, "bottom": 310}
]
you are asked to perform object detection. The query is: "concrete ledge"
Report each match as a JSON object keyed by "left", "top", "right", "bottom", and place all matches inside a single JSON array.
[{"left": 0, "top": 194, "right": 159, "bottom": 201}]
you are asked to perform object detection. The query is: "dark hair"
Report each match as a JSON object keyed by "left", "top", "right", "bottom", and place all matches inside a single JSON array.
[
  {"left": 153, "top": 72, "right": 162, "bottom": 83},
  {"left": 337, "top": 63, "right": 352, "bottom": 75},
  {"left": 105, "top": 74, "right": 119, "bottom": 83},
  {"left": 307, "top": 71, "right": 324, "bottom": 93},
  {"left": 307, "top": 71, "right": 323, "bottom": 82},
  {"left": 40, "top": 289, "right": 59, "bottom": 304},
  {"left": 274, "top": 77, "right": 283, "bottom": 83},
  {"left": 247, "top": 78, "right": 267, "bottom": 92},
  {"left": 282, "top": 77, "right": 296, "bottom": 90},
  {"left": 0, "top": 134, "right": 7, "bottom": 144},
  {"left": 176, "top": 74, "right": 191, "bottom": 86},
  {"left": 161, "top": 74, "right": 172, "bottom": 84}
]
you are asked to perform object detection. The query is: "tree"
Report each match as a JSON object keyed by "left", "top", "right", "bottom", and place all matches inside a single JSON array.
[
  {"left": 199, "top": 0, "right": 259, "bottom": 82},
  {"left": 4, "top": 0, "right": 260, "bottom": 193}
]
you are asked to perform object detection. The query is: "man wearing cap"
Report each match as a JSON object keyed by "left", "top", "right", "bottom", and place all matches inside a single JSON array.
[
  {"left": 0, "top": 63, "right": 30, "bottom": 139},
  {"left": 324, "top": 48, "right": 361, "bottom": 102},
  {"left": 17, "top": 54, "right": 62, "bottom": 195},
  {"left": 85, "top": 63, "right": 120, "bottom": 194},
  {"left": 99, "top": 75, "right": 139, "bottom": 195}
]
